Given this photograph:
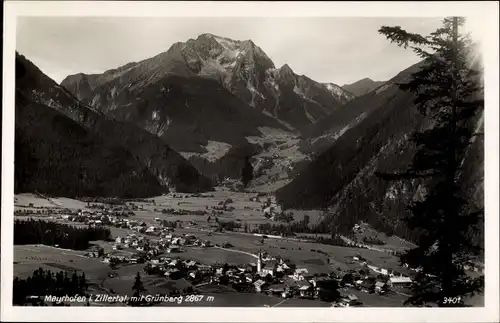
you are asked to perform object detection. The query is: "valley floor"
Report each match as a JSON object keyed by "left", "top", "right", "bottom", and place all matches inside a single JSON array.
[{"left": 13, "top": 190, "right": 484, "bottom": 307}]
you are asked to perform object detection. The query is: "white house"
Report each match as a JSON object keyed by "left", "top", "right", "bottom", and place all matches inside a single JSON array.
[
  {"left": 387, "top": 276, "right": 412, "bottom": 288},
  {"left": 375, "top": 281, "right": 386, "bottom": 293},
  {"left": 289, "top": 273, "right": 305, "bottom": 281},
  {"left": 341, "top": 294, "right": 359, "bottom": 304},
  {"left": 260, "top": 268, "right": 274, "bottom": 277},
  {"left": 299, "top": 285, "right": 313, "bottom": 297},
  {"left": 253, "top": 280, "right": 268, "bottom": 293}
]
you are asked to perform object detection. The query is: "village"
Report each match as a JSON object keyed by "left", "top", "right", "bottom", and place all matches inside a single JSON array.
[
  {"left": 13, "top": 190, "right": 484, "bottom": 307},
  {"left": 16, "top": 192, "right": 436, "bottom": 307}
]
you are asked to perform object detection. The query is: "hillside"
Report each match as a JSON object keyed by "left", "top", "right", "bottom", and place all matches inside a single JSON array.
[
  {"left": 276, "top": 61, "right": 484, "bottom": 244},
  {"left": 15, "top": 92, "right": 164, "bottom": 198},
  {"left": 16, "top": 52, "right": 213, "bottom": 194},
  {"left": 299, "top": 63, "right": 423, "bottom": 157},
  {"left": 342, "top": 78, "right": 385, "bottom": 97}
]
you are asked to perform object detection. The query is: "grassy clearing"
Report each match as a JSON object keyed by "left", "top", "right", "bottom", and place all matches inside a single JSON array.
[
  {"left": 14, "top": 245, "right": 110, "bottom": 281},
  {"left": 15, "top": 193, "right": 88, "bottom": 209},
  {"left": 178, "top": 247, "right": 255, "bottom": 265}
]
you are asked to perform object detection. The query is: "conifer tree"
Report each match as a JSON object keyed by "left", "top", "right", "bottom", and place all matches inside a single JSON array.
[
  {"left": 132, "top": 272, "right": 146, "bottom": 298},
  {"left": 377, "top": 17, "right": 484, "bottom": 307},
  {"left": 241, "top": 156, "right": 254, "bottom": 188}
]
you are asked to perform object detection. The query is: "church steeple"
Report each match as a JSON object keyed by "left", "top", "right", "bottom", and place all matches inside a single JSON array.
[{"left": 257, "top": 249, "right": 262, "bottom": 273}]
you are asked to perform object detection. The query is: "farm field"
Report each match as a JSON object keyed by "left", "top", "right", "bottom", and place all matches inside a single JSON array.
[
  {"left": 14, "top": 244, "right": 111, "bottom": 281},
  {"left": 184, "top": 228, "right": 402, "bottom": 273},
  {"left": 178, "top": 246, "right": 256, "bottom": 265}
]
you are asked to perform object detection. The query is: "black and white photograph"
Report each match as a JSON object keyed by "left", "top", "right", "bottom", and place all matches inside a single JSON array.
[{"left": 2, "top": 1, "right": 499, "bottom": 322}]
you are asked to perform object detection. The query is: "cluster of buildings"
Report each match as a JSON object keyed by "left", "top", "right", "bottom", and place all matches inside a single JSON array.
[
  {"left": 261, "top": 196, "right": 283, "bottom": 219},
  {"left": 110, "top": 230, "right": 213, "bottom": 255}
]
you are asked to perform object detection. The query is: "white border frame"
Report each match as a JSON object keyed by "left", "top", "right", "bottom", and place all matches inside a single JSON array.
[{"left": 2, "top": 1, "right": 499, "bottom": 322}]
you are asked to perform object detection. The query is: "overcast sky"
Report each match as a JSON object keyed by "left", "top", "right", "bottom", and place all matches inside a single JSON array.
[{"left": 17, "top": 17, "right": 445, "bottom": 85}]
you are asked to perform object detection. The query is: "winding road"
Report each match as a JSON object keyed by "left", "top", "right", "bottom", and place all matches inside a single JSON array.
[{"left": 213, "top": 246, "right": 258, "bottom": 259}]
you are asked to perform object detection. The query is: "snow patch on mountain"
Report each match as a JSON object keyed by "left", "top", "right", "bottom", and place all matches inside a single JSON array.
[
  {"left": 179, "top": 141, "right": 232, "bottom": 163},
  {"left": 247, "top": 79, "right": 265, "bottom": 107},
  {"left": 293, "top": 85, "right": 304, "bottom": 96},
  {"left": 91, "top": 93, "right": 101, "bottom": 107},
  {"left": 110, "top": 86, "right": 118, "bottom": 98},
  {"left": 324, "top": 83, "right": 348, "bottom": 98}
]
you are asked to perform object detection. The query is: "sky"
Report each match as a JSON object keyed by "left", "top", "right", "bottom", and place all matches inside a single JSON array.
[{"left": 16, "top": 17, "right": 447, "bottom": 85}]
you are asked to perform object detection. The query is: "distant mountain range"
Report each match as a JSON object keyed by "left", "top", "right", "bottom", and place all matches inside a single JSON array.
[
  {"left": 342, "top": 78, "right": 386, "bottom": 97},
  {"left": 61, "top": 33, "right": 355, "bottom": 138},
  {"left": 59, "top": 33, "right": 356, "bottom": 182}
]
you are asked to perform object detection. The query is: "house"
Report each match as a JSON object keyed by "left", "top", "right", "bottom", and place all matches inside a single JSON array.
[
  {"left": 358, "top": 280, "right": 373, "bottom": 293},
  {"left": 168, "top": 259, "right": 179, "bottom": 267},
  {"left": 168, "top": 269, "right": 183, "bottom": 280},
  {"left": 184, "top": 260, "right": 197, "bottom": 269},
  {"left": 375, "top": 281, "right": 386, "bottom": 293},
  {"left": 253, "top": 280, "right": 269, "bottom": 293},
  {"left": 289, "top": 273, "right": 305, "bottom": 281},
  {"left": 299, "top": 285, "right": 314, "bottom": 298},
  {"left": 260, "top": 268, "right": 274, "bottom": 277},
  {"left": 341, "top": 294, "right": 359, "bottom": 305},
  {"left": 268, "top": 284, "right": 286, "bottom": 295},
  {"left": 387, "top": 276, "right": 412, "bottom": 288},
  {"left": 197, "top": 264, "right": 212, "bottom": 273}
]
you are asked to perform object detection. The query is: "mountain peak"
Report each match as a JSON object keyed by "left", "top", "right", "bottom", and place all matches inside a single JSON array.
[
  {"left": 197, "top": 33, "right": 245, "bottom": 44},
  {"left": 342, "top": 77, "right": 386, "bottom": 97}
]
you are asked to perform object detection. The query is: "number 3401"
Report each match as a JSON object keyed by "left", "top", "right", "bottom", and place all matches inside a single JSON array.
[{"left": 443, "top": 297, "right": 462, "bottom": 304}]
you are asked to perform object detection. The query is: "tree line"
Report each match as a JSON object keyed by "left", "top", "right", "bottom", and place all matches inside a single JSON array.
[
  {"left": 13, "top": 268, "right": 88, "bottom": 306},
  {"left": 14, "top": 219, "right": 111, "bottom": 250}
]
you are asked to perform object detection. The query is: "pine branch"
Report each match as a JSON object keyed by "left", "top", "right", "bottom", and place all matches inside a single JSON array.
[{"left": 378, "top": 26, "right": 431, "bottom": 49}]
